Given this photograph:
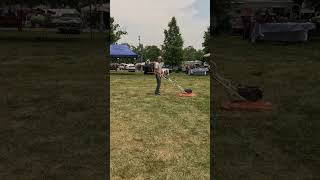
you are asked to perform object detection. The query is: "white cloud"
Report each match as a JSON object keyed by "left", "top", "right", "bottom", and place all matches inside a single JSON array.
[{"left": 111, "top": 0, "right": 209, "bottom": 50}]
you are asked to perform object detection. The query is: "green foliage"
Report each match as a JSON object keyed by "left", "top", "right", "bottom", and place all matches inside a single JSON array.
[
  {"left": 196, "top": 49, "right": 205, "bottom": 62},
  {"left": 143, "top": 45, "right": 161, "bottom": 61},
  {"left": 131, "top": 44, "right": 144, "bottom": 60},
  {"left": 108, "top": 17, "right": 127, "bottom": 44},
  {"left": 130, "top": 44, "right": 162, "bottom": 61},
  {"left": 162, "top": 17, "right": 184, "bottom": 66},
  {"left": 212, "top": 0, "right": 231, "bottom": 34},
  {"left": 202, "top": 26, "right": 210, "bottom": 54},
  {"left": 183, "top": 46, "right": 203, "bottom": 62},
  {"left": 305, "top": 0, "right": 320, "bottom": 10}
]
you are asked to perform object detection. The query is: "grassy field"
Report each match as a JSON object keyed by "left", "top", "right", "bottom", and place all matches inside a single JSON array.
[
  {"left": 110, "top": 71, "right": 210, "bottom": 179},
  {"left": 213, "top": 35, "right": 320, "bottom": 179},
  {"left": 0, "top": 31, "right": 107, "bottom": 179}
]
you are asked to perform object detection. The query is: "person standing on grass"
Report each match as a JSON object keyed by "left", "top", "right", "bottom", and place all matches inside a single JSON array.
[
  {"left": 241, "top": 7, "right": 253, "bottom": 40},
  {"left": 154, "top": 56, "right": 163, "bottom": 95}
]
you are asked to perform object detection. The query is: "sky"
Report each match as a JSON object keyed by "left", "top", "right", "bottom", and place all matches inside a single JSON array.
[{"left": 111, "top": 0, "right": 210, "bottom": 50}]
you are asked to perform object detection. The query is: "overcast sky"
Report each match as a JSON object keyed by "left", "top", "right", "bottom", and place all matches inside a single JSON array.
[{"left": 111, "top": 0, "right": 210, "bottom": 50}]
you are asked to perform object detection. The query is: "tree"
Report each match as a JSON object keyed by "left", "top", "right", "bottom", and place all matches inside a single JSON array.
[
  {"left": 183, "top": 46, "right": 204, "bottom": 62},
  {"left": 183, "top": 46, "right": 196, "bottom": 61},
  {"left": 304, "top": 0, "right": 320, "bottom": 10},
  {"left": 144, "top": 45, "right": 161, "bottom": 61},
  {"left": 162, "top": 17, "right": 184, "bottom": 67},
  {"left": 131, "top": 44, "right": 144, "bottom": 61},
  {"left": 108, "top": 17, "right": 127, "bottom": 44},
  {"left": 202, "top": 26, "right": 210, "bottom": 54},
  {"left": 195, "top": 49, "right": 205, "bottom": 62},
  {"left": 213, "top": 0, "right": 231, "bottom": 34}
]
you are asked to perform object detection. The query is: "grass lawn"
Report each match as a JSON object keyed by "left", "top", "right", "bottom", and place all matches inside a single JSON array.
[
  {"left": 213, "top": 35, "right": 320, "bottom": 179},
  {"left": 0, "top": 31, "right": 106, "bottom": 179},
  {"left": 110, "top": 71, "right": 210, "bottom": 179}
]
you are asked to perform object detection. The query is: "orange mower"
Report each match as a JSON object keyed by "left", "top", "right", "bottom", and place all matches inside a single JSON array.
[{"left": 212, "top": 62, "right": 272, "bottom": 112}]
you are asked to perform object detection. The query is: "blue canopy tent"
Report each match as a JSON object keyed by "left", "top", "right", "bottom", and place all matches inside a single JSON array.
[{"left": 110, "top": 44, "right": 139, "bottom": 58}]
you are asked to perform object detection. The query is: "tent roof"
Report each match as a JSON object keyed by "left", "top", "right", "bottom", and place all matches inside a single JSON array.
[{"left": 110, "top": 44, "right": 138, "bottom": 58}]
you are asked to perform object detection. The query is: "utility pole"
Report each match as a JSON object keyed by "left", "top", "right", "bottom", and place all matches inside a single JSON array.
[
  {"left": 138, "top": 35, "right": 141, "bottom": 45},
  {"left": 138, "top": 35, "right": 143, "bottom": 62}
]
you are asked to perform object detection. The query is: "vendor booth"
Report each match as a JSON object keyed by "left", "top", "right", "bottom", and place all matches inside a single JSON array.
[
  {"left": 251, "top": 22, "right": 316, "bottom": 42},
  {"left": 110, "top": 44, "right": 138, "bottom": 58}
]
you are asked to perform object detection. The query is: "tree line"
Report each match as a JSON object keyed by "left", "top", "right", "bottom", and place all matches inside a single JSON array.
[{"left": 110, "top": 16, "right": 210, "bottom": 66}]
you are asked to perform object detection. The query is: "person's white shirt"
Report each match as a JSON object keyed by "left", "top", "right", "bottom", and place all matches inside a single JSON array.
[{"left": 154, "top": 62, "right": 162, "bottom": 75}]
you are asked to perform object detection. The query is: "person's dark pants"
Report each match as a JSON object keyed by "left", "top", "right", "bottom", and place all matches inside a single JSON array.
[
  {"left": 243, "top": 24, "right": 250, "bottom": 40},
  {"left": 155, "top": 74, "right": 161, "bottom": 95}
]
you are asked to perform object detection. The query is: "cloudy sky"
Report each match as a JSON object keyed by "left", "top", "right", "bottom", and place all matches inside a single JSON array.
[{"left": 111, "top": 0, "right": 210, "bottom": 50}]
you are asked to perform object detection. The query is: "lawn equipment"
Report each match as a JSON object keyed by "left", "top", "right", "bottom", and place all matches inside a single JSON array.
[
  {"left": 212, "top": 61, "right": 272, "bottom": 111},
  {"left": 163, "top": 75, "right": 195, "bottom": 97}
]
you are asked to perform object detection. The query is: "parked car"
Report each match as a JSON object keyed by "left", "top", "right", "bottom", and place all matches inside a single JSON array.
[
  {"left": 30, "top": 14, "right": 50, "bottom": 27},
  {"left": 52, "top": 13, "right": 81, "bottom": 34},
  {"left": 127, "top": 64, "right": 136, "bottom": 72},
  {"left": 110, "top": 63, "right": 119, "bottom": 71},
  {"left": 135, "top": 63, "right": 144, "bottom": 71},
  {"left": 188, "top": 67, "right": 209, "bottom": 76},
  {"left": 162, "top": 64, "right": 173, "bottom": 73},
  {"left": 203, "top": 62, "right": 210, "bottom": 71},
  {"left": 124, "top": 63, "right": 134, "bottom": 70},
  {"left": 119, "top": 63, "right": 126, "bottom": 70},
  {"left": 144, "top": 62, "right": 155, "bottom": 74},
  {"left": 162, "top": 68, "right": 170, "bottom": 75}
]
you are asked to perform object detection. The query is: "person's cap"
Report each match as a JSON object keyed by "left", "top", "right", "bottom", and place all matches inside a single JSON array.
[{"left": 157, "top": 56, "right": 163, "bottom": 60}]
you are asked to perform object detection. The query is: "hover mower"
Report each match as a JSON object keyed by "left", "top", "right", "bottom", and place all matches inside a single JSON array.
[
  {"left": 163, "top": 76, "right": 195, "bottom": 97},
  {"left": 212, "top": 61, "right": 272, "bottom": 111}
]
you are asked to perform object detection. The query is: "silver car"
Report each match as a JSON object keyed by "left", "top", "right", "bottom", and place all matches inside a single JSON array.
[{"left": 52, "top": 13, "right": 82, "bottom": 34}]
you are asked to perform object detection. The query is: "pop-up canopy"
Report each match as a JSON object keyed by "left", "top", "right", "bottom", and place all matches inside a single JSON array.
[{"left": 110, "top": 44, "right": 138, "bottom": 58}]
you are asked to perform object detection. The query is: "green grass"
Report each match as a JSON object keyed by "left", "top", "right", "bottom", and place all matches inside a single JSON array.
[
  {"left": 213, "top": 35, "right": 320, "bottom": 179},
  {"left": 110, "top": 71, "right": 210, "bottom": 179},
  {"left": 0, "top": 31, "right": 106, "bottom": 179}
]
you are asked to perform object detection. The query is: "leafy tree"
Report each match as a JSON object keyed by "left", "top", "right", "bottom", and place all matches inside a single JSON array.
[
  {"left": 183, "top": 46, "right": 197, "bottom": 62},
  {"left": 213, "top": 0, "right": 231, "bottom": 34},
  {"left": 108, "top": 17, "right": 127, "bottom": 44},
  {"left": 202, "top": 26, "right": 210, "bottom": 54},
  {"left": 304, "top": 0, "right": 320, "bottom": 10},
  {"left": 195, "top": 49, "right": 204, "bottom": 61},
  {"left": 131, "top": 44, "right": 144, "bottom": 60},
  {"left": 183, "top": 46, "right": 204, "bottom": 64},
  {"left": 162, "top": 17, "right": 184, "bottom": 67},
  {"left": 143, "top": 45, "right": 161, "bottom": 61}
]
